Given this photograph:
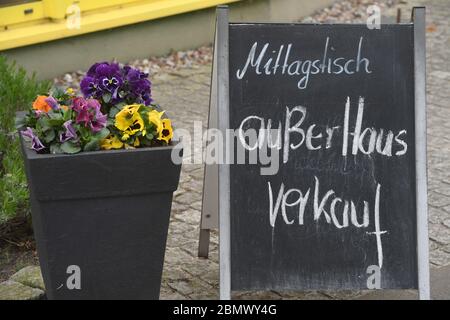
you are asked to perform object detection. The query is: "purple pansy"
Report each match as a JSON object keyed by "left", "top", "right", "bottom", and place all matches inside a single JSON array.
[
  {"left": 123, "top": 66, "right": 152, "bottom": 105},
  {"left": 59, "top": 120, "right": 78, "bottom": 142},
  {"left": 95, "top": 62, "right": 122, "bottom": 94},
  {"left": 81, "top": 62, "right": 123, "bottom": 100},
  {"left": 21, "top": 127, "right": 45, "bottom": 152},
  {"left": 45, "top": 96, "right": 59, "bottom": 110},
  {"left": 72, "top": 97, "right": 107, "bottom": 133},
  {"left": 80, "top": 76, "right": 97, "bottom": 97},
  {"left": 80, "top": 62, "right": 152, "bottom": 106}
]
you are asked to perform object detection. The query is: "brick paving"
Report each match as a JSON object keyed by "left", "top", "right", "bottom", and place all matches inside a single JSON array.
[{"left": 155, "top": 0, "right": 450, "bottom": 299}]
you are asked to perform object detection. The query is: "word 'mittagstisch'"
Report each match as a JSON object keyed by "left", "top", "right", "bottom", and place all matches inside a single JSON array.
[{"left": 236, "top": 37, "right": 372, "bottom": 89}]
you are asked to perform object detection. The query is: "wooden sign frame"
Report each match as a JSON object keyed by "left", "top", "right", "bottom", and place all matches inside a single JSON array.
[{"left": 199, "top": 5, "right": 429, "bottom": 300}]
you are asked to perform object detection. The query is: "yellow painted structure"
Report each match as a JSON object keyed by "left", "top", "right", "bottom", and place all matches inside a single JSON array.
[{"left": 0, "top": 0, "right": 239, "bottom": 51}]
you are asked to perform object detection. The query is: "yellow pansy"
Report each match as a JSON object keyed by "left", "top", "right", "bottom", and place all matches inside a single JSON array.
[
  {"left": 158, "top": 118, "right": 173, "bottom": 144},
  {"left": 101, "top": 135, "right": 124, "bottom": 150},
  {"left": 148, "top": 110, "right": 164, "bottom": 134},
  {"left": 115, "top": 104, "right": 145, "bottom": 136}
]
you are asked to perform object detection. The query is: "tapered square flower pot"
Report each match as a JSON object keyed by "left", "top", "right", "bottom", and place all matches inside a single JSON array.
[{"left": 20, "top": 137, "right": 182, "bottom": 300}]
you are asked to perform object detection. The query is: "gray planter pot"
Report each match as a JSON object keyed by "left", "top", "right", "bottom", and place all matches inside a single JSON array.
[{"left": 20, "top": 136, "right": 182, "bottom": 300}]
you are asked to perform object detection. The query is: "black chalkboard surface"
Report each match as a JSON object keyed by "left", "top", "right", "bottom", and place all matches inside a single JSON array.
[{"left": 228, "top": 24, "right": 417, "bottom": 290}]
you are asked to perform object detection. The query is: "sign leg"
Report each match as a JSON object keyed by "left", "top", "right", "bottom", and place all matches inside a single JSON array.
[
  {"left": 198, "top": 6, "right": 220, "bottom": 258},
  {"left": 412, "top": 6, "right": 431, "bottom": 300},
  {"left": 216, "top": 5, "right": 231, "bottom": 301},
  {"left": 198, "top": 229, "right": 211, "bottom": 258}
]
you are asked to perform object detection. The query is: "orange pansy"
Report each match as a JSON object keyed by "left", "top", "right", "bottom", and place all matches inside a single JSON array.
[{"left": 32, "top": 95, "right": 52, "bottom": 113}]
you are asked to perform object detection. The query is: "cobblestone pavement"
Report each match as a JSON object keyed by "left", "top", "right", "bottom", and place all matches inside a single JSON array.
[{"left": 155, "top": 0, "right": 450, "bottom": 300}]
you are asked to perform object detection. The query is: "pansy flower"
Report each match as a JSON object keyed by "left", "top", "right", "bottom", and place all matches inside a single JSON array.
[
  {"left": 45, "top": 96, "right": 60, "bottom": 110},
  {"left": 66, "top": 87, "right": 76, "bottom": 96},
  {"left": 32, "top": 95, "right": 52, "bottom": 113},
  {"left": 101, "top": 134, "right": 124, "bottom": 150},
  {"left": 158, "top": 119, "right": 173, "bottom": 144},
  {"left": 72, "top": 97, "right": 107, "bottom": 132},
  {"left": 80, "top": 62, "right": 152, "bottom": 109},
  {"left": 148, "top": 110, "right": 164, "bottom": 134},
  {"left": 115, "top": 104, "right": 145, "bottom": 138},
  {"left": 81, "top": 62, "right": 123, "bottom": 101},
  {"left": 80, "top": 76, "right": 97, "bottom": 97},
  {"left": 124, "top": 66, "right": 153, "bottom": 105},
  {"left": 21, "top": 127, "right": 45, "bottom": 151},
  {"left": 60, "top": 120, "right": 78, "bottom": 142},
  {"left": 96, "top": 63, "right": 123, "bottom": 94}
]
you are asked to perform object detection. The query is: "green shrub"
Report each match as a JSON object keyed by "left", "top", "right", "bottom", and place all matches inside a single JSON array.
[{"left": 0, "top": 55, "right": 51, "bottom": 223}]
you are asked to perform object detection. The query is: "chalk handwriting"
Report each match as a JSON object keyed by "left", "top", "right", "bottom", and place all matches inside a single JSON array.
[
  {"left": 236, "top": 37, "right": 372, "bottom": 89},
  {"left": 268, "top": 177, "right": 387, "bottom": 268},
  {"left": 238, "top": 97, "right": 408, "bottom": 163}
]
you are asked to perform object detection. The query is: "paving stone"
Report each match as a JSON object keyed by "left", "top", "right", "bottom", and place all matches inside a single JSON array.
[
  {"left": 164, "top": 247, "right": 197, "bottom": 267},
  {"left": 190, "top": 201, "right": 202, "bottom": 211},
  {"left": 187, "top": 292, "right": 218, "bottom": 300},
  {"left": 429, "top": 240, "right": 440, "bottom": 251},
  {"left": 429, "top": 191, "right": 450, "bottom": 208},
  {"left": 173, "top": 208, "right": 201, "bottom": 226},
  {"left": 160, "top": 286, "right": 188, "bottom": 300},
  {"left": 233, "top": 291, "right": 283, "bottom": 300},
  {"left": 167, "top": 278, "right": 213, "bottom": 297},
  {"left": 443, "top": 218, "right": 450, "bottom": 229},
  {"left": 9, "top": 266, "right": 45, "bottom": 291},
  {"left": 175, "top": 192, "right": 202, "bottom": 205},
  {"left": 429, "top": 207, "right": 449, "bottom": 224},
  {"left": 429, "top": 223, "right": 450, "bottom": 245},
  {"left": 171, "top": 202, "right": 190, "bottom": 214},
  {"left": 442, "top": 244, "right": 450, "bottom": 254},
  {"left": 272, "top": 291, "right": 330, "bottom": 300},
  {"left": 0, "top": 281, "right": 44, "bottom": 300},
  {"left": 430, "top": 249, "right": 450, "bottom": 267},
  {"left": 184, "top": 266, "right": 219, "bottom": 288},
  {"left": 162, "top": 267, "right": 192, "bottom": 281},
  {"left": 314, "top": 290, "right": 363, "bottom": 300}
]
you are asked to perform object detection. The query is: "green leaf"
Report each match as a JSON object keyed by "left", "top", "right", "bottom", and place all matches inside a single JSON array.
[
  {"left": 50, "top": 143, "right": 63, "bottom": 154},
  {"left": 44, "top": 129, "right": 56, "bottom": 143},
  {"left": 77, "top": 126, "right": 90, "bottom": 140},
  {"left": 48, "top": 119, "right": 64, "bottom": 127},
  {"left": 146, "top": 133, "right": 154, "bottom": 140},
  {"left": 95, "top": 127, "right": 110, "bottom": 140},
  {"left": 109, "top": 105, "right": 122, "bottom": 119},
  {"left": 50, "top": 86, "right": 65, "bottom": 98},
  {"left": 102, "top": 93, "right": 112, "bottom": 103},
  {"left": 48, "top": 111, "right": 63, "bottom": 120},
  {"left": 107, "top": 118, "right": 115, "bottom": 126},
  {"left": 47, "top": 111, "right": 64, "bottom": 127},
  {"left": 62, "top": 108, "right": 73, "bottom": 121},
  {"left": 60, "top": 141, "right": 81, "bottom": 154},
  {"left": 37, "top": 117, "right": 51, "bottom": 132},
  {"left": 83, "top": 139, "right": 100, "bottom": 152}
]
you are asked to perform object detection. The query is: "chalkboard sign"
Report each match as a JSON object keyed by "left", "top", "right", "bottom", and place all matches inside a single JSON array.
[{"left": 210, "top": 6, "right": 429, "bottom": 299}]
